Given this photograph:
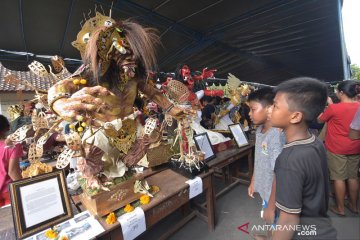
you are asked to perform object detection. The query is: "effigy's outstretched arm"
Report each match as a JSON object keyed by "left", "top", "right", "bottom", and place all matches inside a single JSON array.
[
  {"left": 48, "top": 78, "right": 111, "bottom": 121},
  {"left": 138, "top": 82, "right": 185, "bottom": 118},
  {"left": 48, "top": 79, "right": 78, "bottom": 112}
]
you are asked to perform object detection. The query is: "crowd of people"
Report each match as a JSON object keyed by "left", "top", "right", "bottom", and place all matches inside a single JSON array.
[{"left": 248, "top": 78, "right": 359, "bottom": 239}]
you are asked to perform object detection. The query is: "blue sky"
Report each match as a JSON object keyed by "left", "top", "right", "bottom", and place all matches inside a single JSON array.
[{"left": 343, "top": 0, "right": 360, "bottom": 66}]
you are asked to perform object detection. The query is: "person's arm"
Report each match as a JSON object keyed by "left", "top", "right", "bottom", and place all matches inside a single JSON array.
[
  {"left": 317, "top": 103, "right": 333, "bottom": 124},
  {"left": 263, "top": 130, "right": 283, "bottom": 222},
  {"left": 8, "top": 144, "right": 23, "bottom": 181},
  {"left": 8, "top": 156, "right": 22, "bottom": 181},
  {"left": 272, "top": 211, "right": 300, "bottom": 240},
  {"left": 273, "top": 165, "right": 303, "bottom": 240},
  {"left": 248, "top": 173, "right": 255, "bottom": 198},
  {"left": 263, "top": 176, "right": 276, "bottom": 224},
  {"left": 349, "top": 129, "right": 360, "bottom": 140},
  {"left": 349, "top": 107, "right": 360, "bottom": 140}
]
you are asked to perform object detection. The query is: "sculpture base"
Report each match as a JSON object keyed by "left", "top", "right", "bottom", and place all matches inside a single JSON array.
[
  {"left": 79, "top": 169, "right": 159, "bottom": 216},
  {"left": 169, "top": 159, "right": 208, "bottom": 179}
]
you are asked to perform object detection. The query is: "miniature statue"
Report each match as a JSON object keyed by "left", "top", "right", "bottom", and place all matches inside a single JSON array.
[{"left": 48, "top": 14, "right": 184, "bottom": 189}]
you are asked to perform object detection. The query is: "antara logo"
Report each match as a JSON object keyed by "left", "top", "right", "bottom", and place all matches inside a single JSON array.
[{"left": 237, "top": 222, "right": 250, "bottom": 234}]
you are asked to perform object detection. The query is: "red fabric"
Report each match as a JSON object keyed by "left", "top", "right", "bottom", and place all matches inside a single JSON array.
[
  {"left": 319, "top": 102, "right": 360, "bottom": 154},
  {"left": 0, "top": 192, "right": 10, "bottom": 207},
  {"left": 0, "top": 141, "right": 23, "bottom": 194},
  {"left": 204, "top": 89, "right": 224, "bottom": 97}
]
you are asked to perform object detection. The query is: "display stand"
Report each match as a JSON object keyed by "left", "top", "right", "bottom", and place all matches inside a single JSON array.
[
  {"left": 79, "top": 168, "right": 164, "bottom": 217},
  {"left": 74, "top": 168, "right": 215, "bottom": 240}
]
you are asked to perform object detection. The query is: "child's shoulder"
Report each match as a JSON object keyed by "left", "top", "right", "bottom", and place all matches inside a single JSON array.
[
  {"left": 268, "top": 127, "right": 285, "bottom": 141},
  {"left": 269, "top": 127, "right": 283, "bottom": 134},
  {"left": 280, "top": 137, "right": 324, "bottom": 164}
]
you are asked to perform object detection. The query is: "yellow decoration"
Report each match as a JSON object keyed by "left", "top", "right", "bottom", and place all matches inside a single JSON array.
[
  {"left": 124, "top": 204, "right": 134, "bottom": 213},
  {"left": 76, "top": 115, "right": 84, "bottom": 121},
  {"left": 45, "top": 229, "right": 58, "bottom": 239},
  {"left": 69, "top": 124, "right": 75, "bottom": 129},
  {"left": 80, "top": 79, "right": 87, "bottom": 85},
  {"left": 77, "top": 127, "right": 84, "bottom": 132},
  {"left": 22, "top": 162, "right": 53, "bottom": 178},
  {"left": 73, "top": 79, "right": 80, "bottom": 85},
  {"left": 140, "top": 195, "right": 150, "bottom": 205},
  {"left": 151, "top": 185, "right": 160, "bottom": 194},
  {"left": 106, "top": 212, "right": 117, "bottom": 225},
  {"left": 81, "top": 122, "right": 87, "bottom": 127}
]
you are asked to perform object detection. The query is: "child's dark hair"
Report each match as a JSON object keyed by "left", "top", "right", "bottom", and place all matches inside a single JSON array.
[
  {"left": 275, "top": 77, "right": 327, "bottom": 125},
  {"left": 337, "top": 80, "right": 360, "bottom": 98},
  {"left": 248, "top": 87, "right": 275, "bottom": 107},
  {"left": 0, "top": 115, "right": 10, "bottom": 134},
  {"left": 201, "top": 96, "right": 213, "bottom": 104}
]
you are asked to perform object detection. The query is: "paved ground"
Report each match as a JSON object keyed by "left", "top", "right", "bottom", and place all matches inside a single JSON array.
[{"left": 138, "top": 177, "right": 360, "bottom": 240}]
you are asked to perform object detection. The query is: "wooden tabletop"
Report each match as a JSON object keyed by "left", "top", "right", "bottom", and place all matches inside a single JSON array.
[
  {"left": 207, "top": 144, "right": 254, "bottom": 168},
  {"left": 97, "top": 168, "right": 213, "bottom": 232},
  {"left": 1, "top": 159, "right": 219, "bottom": 240}
]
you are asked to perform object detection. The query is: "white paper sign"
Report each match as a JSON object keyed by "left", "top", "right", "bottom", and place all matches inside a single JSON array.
[
  {"left": 229, "top": 124, "right": 249, "bottom": 147},
  {"left": 186, "top": 176, "right": 203, "bottom": 199},
  {"left": 194, "top": 134, "right": 214, "bottom": 160},
  {"left": 19, "top": 178, "right": 65, "bottom": 228},
  {"left": 29, "top": 211, "right": 104, "bottom": 240},
  {"left": 118, "top": 207, "right": 146, "bottom": 240}
]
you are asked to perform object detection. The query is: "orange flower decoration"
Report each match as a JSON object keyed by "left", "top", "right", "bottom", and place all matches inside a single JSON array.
[
  {"left": 106, "top": 212, "right": 117, "bottom": 225},
  {"left": 140, "top": 195, "right": 150, "bottom": 205},
  {"left": 59, "top": 236, "right": 69, "bottom": 240},
  {"left": 124, "top": 204, "right": 134, "bottom": 213},
  {"left": 45, "top": 229, "right": 58, "bottom": 239}
]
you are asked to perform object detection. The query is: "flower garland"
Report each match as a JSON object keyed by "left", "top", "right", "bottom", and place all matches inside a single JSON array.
[
  {"left": 105, "top": 185, "right": 160, "bottom": 225},
  {"left": 44, "top": 227, "right": 69, "bottom": 240}
]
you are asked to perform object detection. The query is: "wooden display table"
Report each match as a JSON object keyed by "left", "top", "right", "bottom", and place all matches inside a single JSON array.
[
  {"left": 74, "top": 168, "right": 215, "bottom": 240},
  {"left": 0, "top": 202, "right": 81, "bottom": 240},
  {"left": 0, "top": 168, "right": 214, "bottom": 240},
  {"left": 207, "top": 143, "right": 254, "bottom": 199}
]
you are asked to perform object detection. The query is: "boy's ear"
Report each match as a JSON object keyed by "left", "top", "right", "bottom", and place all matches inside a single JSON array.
[
  {"left": 266, "top": 105, "right": 274, "bottom": 120},
  {"left": 266, "top": 105, "right": 274, "bottom": 113},
  {"left": 290, "top": 111, "right": 303, "bottom": 124}
]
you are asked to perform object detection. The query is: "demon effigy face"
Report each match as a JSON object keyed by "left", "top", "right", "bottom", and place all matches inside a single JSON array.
[
  {"left": 72, "top": 12, "right": 115, "bottom": 58},
  {"left": 81, "top": 19, "right": 159, "bottom": 82}
]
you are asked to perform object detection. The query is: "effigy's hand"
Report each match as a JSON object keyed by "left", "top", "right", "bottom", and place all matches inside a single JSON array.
[
  {"left": 168, "top": 106, "right": 185, "bottom": 119},
  {"left": 169, "top": 106, "right": 196, "bottom": 120},
  {"left": 52, "top": 86, "right": 112, "bottom": 121}
]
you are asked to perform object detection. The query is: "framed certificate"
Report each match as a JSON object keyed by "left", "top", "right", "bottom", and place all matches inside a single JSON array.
[
  {"left": 229, "top": 123, "right": 249, "bottom": 148},
  {"left": 9, "top": 170, "right": 73, "bottom": 239},
  {"left": 193, "top": 133, "right": 216, "bottom": 162}
]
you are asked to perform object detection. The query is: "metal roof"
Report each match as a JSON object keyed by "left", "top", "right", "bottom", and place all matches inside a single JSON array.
[{"left": 0, "top": 0, "right": 349, "bottom": 85}]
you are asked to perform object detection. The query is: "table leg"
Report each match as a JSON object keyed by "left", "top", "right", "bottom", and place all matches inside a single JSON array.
[{"left": 205, "top": 175, "right": 215, "bottom": 231}]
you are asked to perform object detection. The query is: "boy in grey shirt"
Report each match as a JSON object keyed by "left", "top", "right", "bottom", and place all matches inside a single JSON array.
[{"left": 248, "top": 88, "right": 284, "bottom": 225}]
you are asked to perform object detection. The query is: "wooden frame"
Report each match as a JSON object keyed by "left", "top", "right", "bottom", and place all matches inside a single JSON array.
[
  {"left": 9, "top": 170, "right": 73, "bottom": 239},
  {"left": 193, "top": 132, "right": 216, "bottom": 162},
  {"left": 228, "top": 123, "right": 249, "bottom": 148}
]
